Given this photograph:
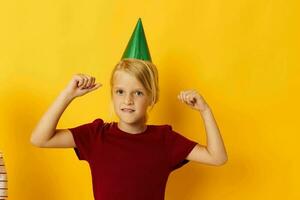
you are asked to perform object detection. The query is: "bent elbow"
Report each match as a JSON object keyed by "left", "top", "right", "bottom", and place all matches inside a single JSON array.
[
  {"left": 213, "top": 157, "right": 228, "bottom": 166},
  {"left": 30, "top": 136, "right": 44, "bottom": 147},
  {"left": 30, "top": 139, "right": 41, "bottom": 147}
]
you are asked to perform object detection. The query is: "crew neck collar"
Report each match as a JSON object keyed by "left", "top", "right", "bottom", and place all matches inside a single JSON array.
[{"left": 112, "top": 122, "right": 150, "bottom": 136}]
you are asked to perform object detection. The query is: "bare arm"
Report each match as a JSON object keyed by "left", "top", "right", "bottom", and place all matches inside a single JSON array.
[
  {"left": 30, "top": 91, "right": 75, "bottom": 148},
  {"left": 190, "top": 107, "right": 228, "bottom": 165},
  {"left": 178, "top": 90, "right": 228, "bottom": 166},
  {"left": 30, "top": 74, "right": 102, "bottom": 148}
]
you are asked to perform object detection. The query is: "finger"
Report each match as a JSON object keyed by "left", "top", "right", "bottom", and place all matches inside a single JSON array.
[
  {"left": 85, "top": 75, "right": 93, "bottom": 88},
  {"left": 187, "top": 90, "right": 197, "bottom": 98},
  {"left": 180, "top": 91, "right": 185, "bottom": 103},
  {"left": 89, "top": 82, "right": 102, "bottom": 91},
  {"left": 77, "top": 74, "right": 85, "bottom": 88},
  {"left": 77, "top": 79, "right": 83, "bottom": 88},
  {"left": 187, "top": 94, "right": 196, "bottom": 104},
  {"left": 75, "top": 74, "right": 84, "bottom": 87},
  {"left": 182, "top": 91, "right": 186, "bottom": 102},
  {"left": 88, "top": 76, "right": 95, "bottom": 88},
  {"left": 185, "top": 92, "right": 191, "bottom": 102},
  {"left": 186, "top": 92, "right": 196, "bottom": 104},
  {"left": 84, "top": 75, "right": 92, "bottom": 88},
  {"left": 89, "top": 77, "right": 95, "bottom": 88},
  {"left": 81, "top": 75, "right": 90, "bottom": 88},
  {"left": 183, "top": 91, "right": 190, "bottom": 103}
]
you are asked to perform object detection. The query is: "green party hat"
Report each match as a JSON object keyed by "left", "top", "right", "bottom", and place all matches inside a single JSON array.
[{"left": 121, "top": 18, "right": 152, "bottom": 62}]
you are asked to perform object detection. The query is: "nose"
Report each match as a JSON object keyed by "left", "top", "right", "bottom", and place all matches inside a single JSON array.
[{"left": 124, "top": 94, "right": 134, "bottom": 105}]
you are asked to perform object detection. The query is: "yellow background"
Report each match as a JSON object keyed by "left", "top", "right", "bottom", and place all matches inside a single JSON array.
[{"left": 0, "top": 0, "right": 299, "bottom": 199}]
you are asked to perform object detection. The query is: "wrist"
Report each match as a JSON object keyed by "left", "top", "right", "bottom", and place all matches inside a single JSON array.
[
  {"left": 199, "top": 105, "right": 211, "bottom": 115},
  {"left": 59, "top": 90, "right": 75, "bottom": 102}
]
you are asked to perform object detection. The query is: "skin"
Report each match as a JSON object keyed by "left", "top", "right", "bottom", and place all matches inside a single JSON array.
[
  {"left": 112, "top": 70, "right": 152, "bottom": 134},
  {"left": 177, "top": 90, "right": 228, "bottom": 166}
]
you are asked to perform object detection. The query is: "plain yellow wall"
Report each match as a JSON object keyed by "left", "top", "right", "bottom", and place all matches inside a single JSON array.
[{"left": 0, "top": 0, "right": 299, "bottom": 199}]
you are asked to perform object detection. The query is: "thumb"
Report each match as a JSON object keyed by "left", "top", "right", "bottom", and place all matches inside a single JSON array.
[{"left": 88, "top": 83, "right": 102, "bottom": 91}]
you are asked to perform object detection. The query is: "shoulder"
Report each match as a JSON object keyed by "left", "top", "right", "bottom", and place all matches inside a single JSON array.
[
  {"left": 76, "top": 118, "right": 105, "bottom": 133},
  {"left": 149, "top": 123, "right": 171, "bottom": 130},
  {"left": 86, "top": 118, "right": 104, "bottom": 127},
  {"left": 91, "top": 118, "right": 111, "bottom": 132},
  {"left": 92, "top": 118, "right": 104, "bottom": 124},
  {"left": 149, "top": 124, "right": 175, "bottom": 137},
  {"left": 155, "top": 123, "right": 176, "bottom": 131}
]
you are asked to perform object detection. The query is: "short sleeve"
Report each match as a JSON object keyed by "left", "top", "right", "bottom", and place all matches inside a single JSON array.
[
  {"left": 68, "top": 118, "right": 104, "bottom": 161},
  {"left": 165, "top": 125, "right": 198, "bottom": 171}
]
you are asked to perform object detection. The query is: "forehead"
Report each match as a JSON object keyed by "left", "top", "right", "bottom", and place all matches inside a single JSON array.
[{"left": 113, "top": 70, "right": 145, "bottom": 90}]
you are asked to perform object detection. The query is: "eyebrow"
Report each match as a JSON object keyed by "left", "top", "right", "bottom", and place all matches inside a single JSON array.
[{"left": 114, "top": 86, "right": 145, "bottom": 91}]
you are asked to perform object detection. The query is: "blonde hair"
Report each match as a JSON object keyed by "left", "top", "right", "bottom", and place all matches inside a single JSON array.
[{"left": 109, "top": 58, "right": 159, "bottom": 122}]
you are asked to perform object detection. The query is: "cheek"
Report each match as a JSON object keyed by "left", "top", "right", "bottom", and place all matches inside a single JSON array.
[
  {"left": 112, "top": 96, "right": 120, "bottom": 107},
  {"left": 137, "top": 98, "right": 150, "bottom": 108},
  {"left": 112, "top": 94, "right": 120, "bottom": 101}
]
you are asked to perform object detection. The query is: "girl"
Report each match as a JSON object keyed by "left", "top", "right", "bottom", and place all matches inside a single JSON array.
[{"left": 30, "top": 19, "right": 227, "bottom": 200}]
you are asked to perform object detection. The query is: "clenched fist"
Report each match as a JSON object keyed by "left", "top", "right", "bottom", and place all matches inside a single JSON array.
[
  {"left": 63, "top": 74, "right": 102, "bottom": 99},
  {"left": 177, "top": 90, "right": 210, "bottom": 112}
]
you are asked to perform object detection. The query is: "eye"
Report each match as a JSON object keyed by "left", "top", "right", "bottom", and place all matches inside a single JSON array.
[
  {"left": 116, "top": 89, "right": 124, "bottom": 95},
  {"left": 135, "top": 91, "right": 143, "bottom": 96}
]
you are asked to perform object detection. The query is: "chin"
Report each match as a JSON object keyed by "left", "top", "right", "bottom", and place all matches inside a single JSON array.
[
  {"left": 116, "top": 111, "right": 145, "bottom": 124},
  {"left": 119, "top": 116, "right": 144, "bottom": 125},
  {"left": 120, "top": 118, "right": 140, "bottom": 125}
]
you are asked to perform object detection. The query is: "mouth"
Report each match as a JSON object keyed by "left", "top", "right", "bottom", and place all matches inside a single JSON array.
[{"left": 121, "top": 108, "right": 135, "bottom": 113}]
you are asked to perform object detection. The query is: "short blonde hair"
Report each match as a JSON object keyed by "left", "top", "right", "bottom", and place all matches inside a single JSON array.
[{"left": 110, "top": 58, "right": 159, "bottom": 111}]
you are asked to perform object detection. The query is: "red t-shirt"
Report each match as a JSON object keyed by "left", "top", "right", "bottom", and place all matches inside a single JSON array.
[{"left": 68, "top": 118, "right": 198, "bottom": 200}]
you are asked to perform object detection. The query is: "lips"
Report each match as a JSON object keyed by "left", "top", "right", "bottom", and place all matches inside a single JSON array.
[{"left": 121, "top": 108, "right": 135, "bottom": 113}]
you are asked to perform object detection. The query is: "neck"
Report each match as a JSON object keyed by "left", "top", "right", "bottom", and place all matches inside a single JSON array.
[{"left": 117, "top": 120, "right": 147, "bottom": 134}]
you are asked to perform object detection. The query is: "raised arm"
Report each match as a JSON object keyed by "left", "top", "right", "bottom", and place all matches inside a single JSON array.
[
  {"left": 30, "top": 74, "right": 102, "bottom": 148},
  {"left": 178, "top": 90, "right": 228, "bottom": 166}
]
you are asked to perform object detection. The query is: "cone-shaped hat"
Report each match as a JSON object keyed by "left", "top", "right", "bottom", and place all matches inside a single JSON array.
[{"left": 121, "top": 18, "right": 152, "bottom": 62}]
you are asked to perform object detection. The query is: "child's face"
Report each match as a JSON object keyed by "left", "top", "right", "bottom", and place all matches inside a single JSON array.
[{"left": 112, "top": 70, "right": 151, "bottom": 125}]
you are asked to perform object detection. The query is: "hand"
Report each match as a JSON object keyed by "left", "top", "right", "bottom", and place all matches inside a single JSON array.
[
  {"left": 177, "top": 90, "right": 210, "bottom": 112},
  {"left": 63, "top": 74, "right": 102, "bottom": 99}
]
